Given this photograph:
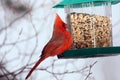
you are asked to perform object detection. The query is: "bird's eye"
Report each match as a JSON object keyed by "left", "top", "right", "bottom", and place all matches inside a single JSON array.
[{"left": 62, "top": 23, "right": 65, "bottom": 28}]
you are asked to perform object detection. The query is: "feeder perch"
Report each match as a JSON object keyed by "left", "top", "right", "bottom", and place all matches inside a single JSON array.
[{"left": 53, "top": 0, "right": 120, "bottom": 58}]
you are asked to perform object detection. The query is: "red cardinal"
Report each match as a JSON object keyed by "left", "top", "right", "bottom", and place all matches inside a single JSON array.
[{"left": 25, "top": 14, "right": 72, "bottom": 79}]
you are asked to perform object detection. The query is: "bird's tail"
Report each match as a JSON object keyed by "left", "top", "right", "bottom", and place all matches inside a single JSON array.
[{"left": 25, "top": 56, "right": 46, "bottom": 80}]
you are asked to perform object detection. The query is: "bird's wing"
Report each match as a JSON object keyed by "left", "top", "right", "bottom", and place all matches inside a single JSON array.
[{"left": 41, "top": 30, "right": 67, "bottom": 57}]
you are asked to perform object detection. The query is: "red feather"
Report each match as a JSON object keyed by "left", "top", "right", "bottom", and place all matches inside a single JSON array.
[{"left": 25, "top": 14, "right": 72, "bottom": 79}]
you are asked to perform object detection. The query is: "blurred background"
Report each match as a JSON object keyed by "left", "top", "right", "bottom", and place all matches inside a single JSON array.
[{"left": 0, "top": 0, "right": 120, "bottom": 80}]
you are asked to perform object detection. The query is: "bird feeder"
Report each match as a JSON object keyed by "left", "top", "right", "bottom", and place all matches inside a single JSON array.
[{"left": 53, "top": 0, "right": 120, "bottom": 58}]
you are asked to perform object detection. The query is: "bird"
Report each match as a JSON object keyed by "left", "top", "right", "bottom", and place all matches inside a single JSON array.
[{"left": 25, "top": 14, "right": 72, "bottom": 79}]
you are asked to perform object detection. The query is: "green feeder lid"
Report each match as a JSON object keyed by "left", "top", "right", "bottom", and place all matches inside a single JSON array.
[
  {"left": 54, "top": 0, "right": 120, "bottom": 8},
  {"left": 58, "top": 46, "right": 120, "bottom": 59}
]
